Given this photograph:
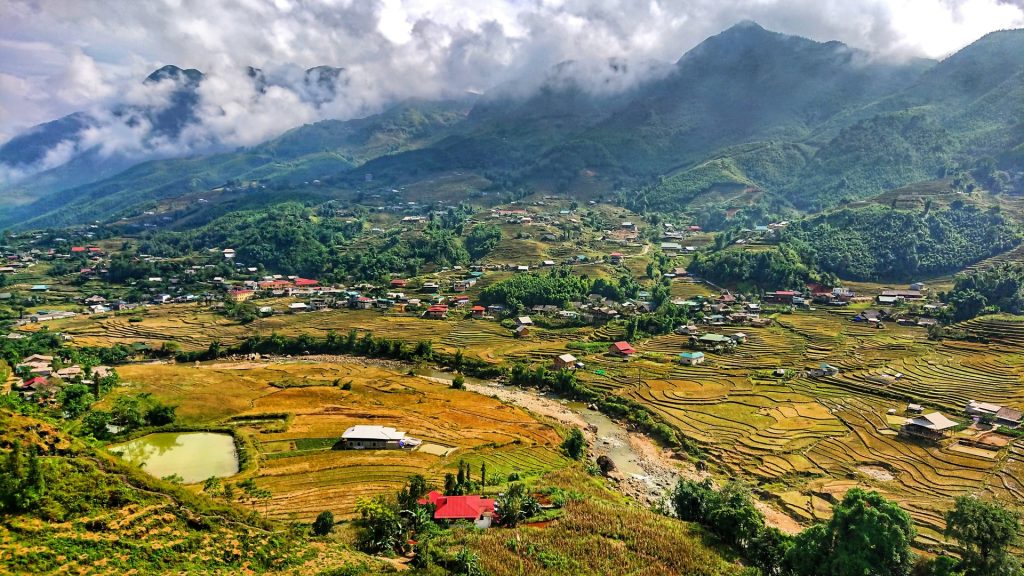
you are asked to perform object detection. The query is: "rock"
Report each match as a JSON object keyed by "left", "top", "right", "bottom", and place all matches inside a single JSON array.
[{"left": 597, "top": 454, "right": 616, "bottom": 476}]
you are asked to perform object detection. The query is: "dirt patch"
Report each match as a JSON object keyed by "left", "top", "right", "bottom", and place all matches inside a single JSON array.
[{"left": 856, "top": 465, "right": 895, "bottom": 482}]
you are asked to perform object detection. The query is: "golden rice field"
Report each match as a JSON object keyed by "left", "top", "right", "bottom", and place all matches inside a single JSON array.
[
  {"left": 38, "top": 292, "right": 1024, "bottom": 544},
  {"left": 543, "top": 309, "right": 1024, "bottom": 546},
  {"left": 110, "top": 360, "right": 568, "bottom": 521}
]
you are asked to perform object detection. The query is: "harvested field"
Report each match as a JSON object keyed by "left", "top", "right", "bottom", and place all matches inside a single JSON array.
[{"left": 109, "top": 359, "right": 568, "bottom": 521}]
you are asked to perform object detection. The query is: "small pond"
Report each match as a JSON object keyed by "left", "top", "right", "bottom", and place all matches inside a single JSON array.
[{"left": 109, "top": 432, "right": 239, "bottom": 484}]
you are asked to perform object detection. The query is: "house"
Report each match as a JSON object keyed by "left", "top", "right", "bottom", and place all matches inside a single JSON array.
[
  {"left": 351, "top": 296, "right": 374, "bottom": 310},
  {"left": 764, "top": 291, "right": 798, "bottom": 304},
  {"left": 966, "top": 400, "right": 1002, "bottom": 419},
  {"left": 696, "top": 333, "right": 732, "bottom": 348},
  {"left": 418, "top": 491, "right": 496, "bottom": 529},
  {"left": 909, "top": 282, "right": 926, "bottom": 292},
  {"left": 609, "top": 341, "right": 636, "bottom": 357},
  {"left": 341, "top": 425, "right": 409, "bottom": 449},
  {"left": 660, "top": 242, "right": 682, "bottom": 254},
  {"left": 996, "top": 407, "right": 1024, "bottom": 428},
  {"left": 288, "top": 302, "right": 309, "bottom": 312},
  {"left": 731, "top": 332, "right": 748, "bottom": 343},
  {"left": 516, "top": 265, "right": 530, "bottom": 273},
  {"left": 30, "top": 284, "right": 49, "bottom": 292},
  {"left": 679, "top": 351, "right": 705, "bottom": 366},
  {"left": 294, "top": 278, "right": 318, "bottom": 287},
  {"left": 880, "top": 290, "right": 923, "bottom": 301},
  {"left": 901, "top": 412, "right": 958, "bottom": 441},
  {"left": 907, "top": 403, "right": 925, "bottom": 414},
  {"left": 516, "top": 316, "right": 533, "bottom": 326},
  {"left": 513, "top": 325, "right": 531, "bottom": 338},
  {"left": 675, "top": 325, "right": 700, "bottom": 336},
  {"left": 471, "top": 305, "right": 486, "bottom": 318},
  {"left": 609, "top": 252, "right": 624, "bottom": 264},
  {"left": 424, "top": 305, "right": 448, "bottom": 319},
  {"left": 228, "top": 289, "right": 254, "bottom": 302},
  {"left": 553, "top": 353, "right": 578, "bottom": 370},
  {"left": 390, "top": 278, "right": 408, "bottom": 288},
  {"left": 421, "top": 282, "right": 440, "bottom": 293}
]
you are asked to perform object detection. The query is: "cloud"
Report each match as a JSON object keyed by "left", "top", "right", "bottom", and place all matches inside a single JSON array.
[{"left": 0, "top": 0, "right": 1023, "bottom": 182}]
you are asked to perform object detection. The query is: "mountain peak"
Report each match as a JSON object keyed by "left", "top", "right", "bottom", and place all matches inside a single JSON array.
[{"left": 145, "top": 65, "right": 204, "bottom": 85}]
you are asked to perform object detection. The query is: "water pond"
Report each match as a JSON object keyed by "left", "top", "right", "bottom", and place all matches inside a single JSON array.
[{"left": 109, "top": 432, "right": 239, "bottom": 484}]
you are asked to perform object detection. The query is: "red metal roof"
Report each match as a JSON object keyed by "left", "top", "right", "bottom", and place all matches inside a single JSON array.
[
  {"left": 294, "top": 278, "right": 318, "bottom": 286},
  {"left": 427, "top": 305, "right": 449, "bottom": 312},
  {"left": 612, "top": 341, "right": 635, "bottom": 353},
  {"left": 471, "top": 306, "right": 486, "bottom": 311},
  {"left": 418, "top": 491, "right": 496, "bottom": 520},
  {"left": 71, "top": 247, "right": 86, "bottom": 252}
]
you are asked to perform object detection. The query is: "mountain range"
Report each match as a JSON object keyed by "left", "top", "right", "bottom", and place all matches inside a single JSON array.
[{"left": 1, "top": 21, "right": 1023, "bottom": 230}]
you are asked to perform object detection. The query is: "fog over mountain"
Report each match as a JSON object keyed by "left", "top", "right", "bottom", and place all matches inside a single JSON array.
[{"left": 1, "top": 0, "right": 1023, "bottom": 185}]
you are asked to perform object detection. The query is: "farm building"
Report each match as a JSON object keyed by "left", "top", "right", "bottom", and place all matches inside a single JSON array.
[
  {"left": 900, "top": 412, "right": 958, "bottom": 442},
  {"left": 341, "top": 425, "right": 410, "bottom": 450},
  {"left": 553, "top": 353, "right": 578, "bottom": 370},
  {"left": 609, "top": 252, "right": 624, "bottom": 264},
  {"left": 514, "top": 325, "right": 531, "bottom": 338},
  {"left": 516, "top": 316, "right": 533, "bottom": 326},
  {"left": 679, "top": 351, "right": 705, "bottom": 366},
  {"left": 419, "top": 491, "right": 497, "bottom": 528},
  {"left": 966, "top": 400, "right": 1023, "bottom": 427},
  {"left": 609, "top": 341, "right": 636, "bottom": 357},
  {"left": 471, "top": 306, "right": 486, "bottom": 318},
  {"left": 764, "top": 291, "right": 798, "bottom": 304}
]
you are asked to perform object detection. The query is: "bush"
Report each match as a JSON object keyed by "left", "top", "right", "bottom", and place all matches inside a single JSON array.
[
  {"left": 312, "top": 510, "right": 335, "bottom": 536},
  {"left": 561, "top": 428, "right": 587, "bottom": 460}
]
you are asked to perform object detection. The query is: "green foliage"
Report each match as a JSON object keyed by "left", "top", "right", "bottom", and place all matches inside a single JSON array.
[
  {"left": 945, "top": 264, "right": 1024, "bottom": 321},
  {"left": 58, "top": 383, "right": 94, "bottom": 419},
  {"left": 780, "top": 205, "right": 1019, "bottom": 281},
  {"left": 945, "top": 495, "right": 1022, "bottom": 576},
  {"left": 478, "top": 268, "right": 592, "bottom": 311},
  {"left": 0, "top": 441, "right": 46, "bottom": 513},
  {"left": 560, "top": 428, "right": 587, "bottom": 460},
  {"left": 464, "top": 223, "right": 502, "bottom": 260},
  {"left": 313, "top": 510, "right": 335, "bottom": 536},
  {"left": 495, "top": 483, "right": 541, "bottom": 527},
  {"left": 450, "top": 374, "right": 466, "bottom": 390},
  {"left": 689, "top": 245, "right": 811, "bottom": 289},
  {"left": 785, "top": 488, "right": 916, "bottom": 576},
  {"left": 354, "top": 496, "right": 407, "bottom": 555}
]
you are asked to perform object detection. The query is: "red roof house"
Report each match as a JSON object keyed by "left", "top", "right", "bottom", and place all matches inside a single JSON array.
[
  {"left": 294, "top": 278, "right": 318, "bottom": 287},
  {"left": 471, "top": 305, "right": 486, "bottom": 318},
  {"left": 71, "top": 246, "right": 86, "bottom": 253},
  {"left": 424, "top": 305, "right": 449, "bottom": 319},
  {"left": 390, "top": 279, "right": 408, "bottom": 288},
  {"left": 419, "top": 491, "right": 496, "bottom": 527},
  {"left": 22, "top": 376, "right": 48, "bottom": 389},
  {"left": 609, "top": 341, "right": 636, "bottom": 356}
]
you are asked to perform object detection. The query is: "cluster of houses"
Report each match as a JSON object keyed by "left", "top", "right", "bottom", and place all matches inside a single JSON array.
[
  {"left": 898, "top": 399, "right": 1023, "bottom": 444},
  {"left": 8, "top": 353, "right": 113, "bottom": 406}
]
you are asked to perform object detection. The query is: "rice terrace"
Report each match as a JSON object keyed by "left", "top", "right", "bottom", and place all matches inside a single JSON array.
[{"left": 4, "top": 8, "right": 1024, "bottom": 576}]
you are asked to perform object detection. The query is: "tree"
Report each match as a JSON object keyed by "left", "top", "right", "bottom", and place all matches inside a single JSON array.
[
  {"left": 398, "top": 475, "right": 430, "bottom": 511},
  {"left": 81, "top": 410, "right": 112, "bottom": 439},
  {"left": 312, "top": 510, "right": 335, "bottom": 536},
  {"left": 354, "top": 496, "right": 406, "bottom": 554},
  {"left": 451, "top": 375, "right": 465, "bottom": 390},
  {"left": 59, "top": 383, "right": 94, "bottom": 419},
  {"left": 945, "top": 495, "right": 1022, "bottom": 576},
  {"left": 145, "top": 403, "right": 177, "bottom": 426},
  {"left": 495, "top": 483, "right": 540, "bottom": 527},
  {"left": 561, "top": 428, "right": 587, "bottom": 460},
  {"left": 0, "top": 442, "right": 45, "bottom": 513},
  {"left": 786, "top": 488, "right": 916, "bottom": 576},
  {"left": 111, "top": 395, "right": 145, "bottom": 430}
]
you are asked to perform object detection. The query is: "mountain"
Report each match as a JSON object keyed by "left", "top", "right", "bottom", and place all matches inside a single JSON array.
[
  {"left": 2, "top": 98, "right": 473, "bottom": 229},
  {"left": 4, "top": 23, "right": 1024, "bottom": 230}
]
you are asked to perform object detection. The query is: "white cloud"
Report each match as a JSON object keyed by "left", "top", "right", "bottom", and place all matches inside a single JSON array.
[{"left": 0, "top": 0, "right": 1022, "bottom": 175}]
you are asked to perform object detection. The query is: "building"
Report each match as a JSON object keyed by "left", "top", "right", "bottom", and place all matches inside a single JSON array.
[
  {"left": 900, "top": 412, "right": 958, "bottom": 442},
  {"left": 966, "top": 400, "right": 1024, "bottom": 427},
  {"left": 341, "top": 425, "right": 409, "bottom": 450},
  {"left": 471, "top": 305, "right": 486, "bottom": 318},
  {"left": 228, "top": 289, "right": 254, "bottom": 302},
  {"left": 880, "top": 290, "right": 923, "bottom": 301},
  {"left": 424, "top": 304, "right": 449, "bottom": 319},
  {"left": 553, "top": 353, "right": 578, "bottom": 370},
  {"left": 764, "top": 290, "right": 798, "bottom": 304},
  {"left": 514, "top": 325, "right": 531, "bottom": 338},
  {"left": 609, "top": 341, "right": 636, "bottom": 357},
  {"left": 418, "top": 491, "right": 496, "bottom": 529},
  {"left": 679, "top": 351, "right": 705, "bottom": 366},
  {"left": 288, "top": 302, "right": 309, "bottom": 312},
  {"left": 516, "top": 316, "right": 533, "bottom": 326},
  {"left": 390, "top": 279, "right": 408, "bottom": 288}
]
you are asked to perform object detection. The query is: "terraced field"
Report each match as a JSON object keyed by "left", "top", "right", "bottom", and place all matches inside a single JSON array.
[
  {"left": 110, "top": 360, "right": 568, "bottom": 521},
  {"left": 536, "top": 309, "right": 1024, "bottom": 544}
]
